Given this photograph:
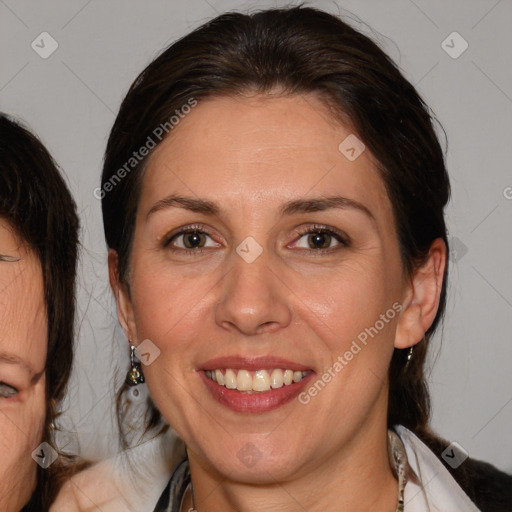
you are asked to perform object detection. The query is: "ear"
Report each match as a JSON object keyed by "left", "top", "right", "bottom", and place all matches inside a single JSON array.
[
  {"left": 108, "top": 249, "right": 138, "bottom": 343},
  {"left": 394, "top": 238, "right": 447, "bottom": 349}
]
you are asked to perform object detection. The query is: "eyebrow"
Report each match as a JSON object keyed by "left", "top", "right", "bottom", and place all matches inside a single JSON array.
[
  {"left": 279, "top": 196, "right": 375, "bottom": 222},
  {"left": 147, "top": 194, "right": 375, "bottom": 223},
  {"left": 0, "top": 351, "right": 35, "bottom": 378},
  {"left": 147, "top": 195, "right": 220, "bottom": 218}
]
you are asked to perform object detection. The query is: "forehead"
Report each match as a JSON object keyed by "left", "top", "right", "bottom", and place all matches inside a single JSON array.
[
  {"left": 0, "top": 221, "right": 23, "bottom": 255},
  {"left": 140, "top": 93, "right": 393, "bottom": 230},
  {"left": 0, "top": 219, "right": 47, "bottom": 370}
]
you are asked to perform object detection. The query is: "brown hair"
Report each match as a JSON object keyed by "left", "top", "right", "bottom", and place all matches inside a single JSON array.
[
  {"left": 0, "top": 114, "right": 81, "bottom": 511},
  {"left": 102, "top": 6, "right": 449, "bottom": 445}
]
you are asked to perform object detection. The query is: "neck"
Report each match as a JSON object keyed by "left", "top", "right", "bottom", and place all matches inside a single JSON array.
[{"left": 185, "top": 417, "right": 399, "bottom": 512}]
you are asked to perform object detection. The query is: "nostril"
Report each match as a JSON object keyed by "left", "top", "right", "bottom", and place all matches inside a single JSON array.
[{"left": 256, "top": 321, "right": 282, "bottom": 335}]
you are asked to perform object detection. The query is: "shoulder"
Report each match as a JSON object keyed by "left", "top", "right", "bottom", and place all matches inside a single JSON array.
[
  {"left": 450, "top": 453, "right": 512, "bottom": 512},
  {"left": 49, "top": 461, "right": 132, "bottom": 512},
  {"left": 50, "top": 431, "right": 185, "bottom": 512}
]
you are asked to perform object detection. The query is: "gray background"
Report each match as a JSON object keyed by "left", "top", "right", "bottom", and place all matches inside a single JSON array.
[{"left": 1, "top": 0, "right": 511, "bottom": 472}]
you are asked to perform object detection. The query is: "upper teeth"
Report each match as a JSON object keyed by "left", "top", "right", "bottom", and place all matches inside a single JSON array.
[{"left": 205, "top": 369, "right": 308, "bottom": 392}]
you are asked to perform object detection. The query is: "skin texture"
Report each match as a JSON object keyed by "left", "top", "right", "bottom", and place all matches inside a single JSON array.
[
  {"left": 111, "top": 93, "right": 446, "bottom": 512},
  {"left": 0, "top": 219, "right": 47, "bottom": 511}
]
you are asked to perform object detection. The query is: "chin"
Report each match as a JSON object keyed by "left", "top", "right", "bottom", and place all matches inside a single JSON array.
[{"left": 193, "top": 437, "right": 308, "bottom": 484}]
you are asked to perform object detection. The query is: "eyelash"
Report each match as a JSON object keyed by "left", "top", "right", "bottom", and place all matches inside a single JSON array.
[
  {"left": 0, "top": 382, "right": 19, "bottom": 399},
  {"left": 163, "top": 224, "right": 219, "bottom": 256},
  {"left": 293, "top": 224, "right": 350, "bottom": 254},
  {"left": 163, "top": 223, "right": 350, "bottom": 255}
]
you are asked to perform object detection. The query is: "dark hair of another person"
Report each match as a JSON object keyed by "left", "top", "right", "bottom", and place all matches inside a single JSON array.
[
  {"left": 0, "top": 114, "right": 80, "bottom": 511},
  {"left": 100, "top": 7, "right": 511, "bottom": 510}
]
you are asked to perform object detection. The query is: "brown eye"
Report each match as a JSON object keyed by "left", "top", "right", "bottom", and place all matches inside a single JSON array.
[
  {"left": 182, "top": 231, "right": 207, "bottom": 249},
  {"left": 293, "top": 227, "right": 349, "bottom": 252},
  {"left": 307, "top": 232, "right": 332, "bottom": 249},
  {"left": 166, "top": 228, "right": 219, "bottom": 252}
]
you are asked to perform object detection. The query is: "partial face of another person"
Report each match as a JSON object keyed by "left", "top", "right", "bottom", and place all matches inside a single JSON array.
[
  {"left": 115, "top": 93, "right": 438, "bottom": 483},
  {"left": 0, "top": 219, "right": 47, "bottom": 510}
]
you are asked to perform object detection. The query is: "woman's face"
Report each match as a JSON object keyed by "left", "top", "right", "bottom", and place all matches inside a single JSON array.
[
  {"left": 116, "top": 93, "right": 423, "bottom": 483},
  {"left": 0, "top": 220, "right": 47, "bottom": 510}
]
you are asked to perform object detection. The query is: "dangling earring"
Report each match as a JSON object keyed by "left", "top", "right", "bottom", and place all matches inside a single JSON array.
[
  {"left": 125, "top": 344, "right": 145, "bottom": 386},
  {"left": 404, "top": 346, "right": 414, "bottom": 371}
]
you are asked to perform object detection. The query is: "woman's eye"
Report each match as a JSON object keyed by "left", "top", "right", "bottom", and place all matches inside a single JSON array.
[
  {"left": 0, "top": 383, "right": 19, "bottom": 399},
  {"left": 294, "top": 229, "right": 348, "bottom": 251},
  {"left": 167, "top": 230, "right": 218, "bottom": 250}
]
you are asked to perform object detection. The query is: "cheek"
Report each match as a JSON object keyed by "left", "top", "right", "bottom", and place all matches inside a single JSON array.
[
  {"left": 289, "top": 261, "right": 401, "bottom": 412},
  {"left": 0, "top": 417, "right": 34, "bottom": 467},
  {"left": 129, "top": 266, "right": 214, "bottom": 420},
  {"left": 293, "top": 257, "right": 396, "bottom": 341},
  {"left": 1, "top": 389, "right": 46, "bottom": 446},
  {"left": 130, "top": 261, "right": 217, "bottom": 347},
  {"left": 0, "top": 393, "right": 45, "bottom": 502}
]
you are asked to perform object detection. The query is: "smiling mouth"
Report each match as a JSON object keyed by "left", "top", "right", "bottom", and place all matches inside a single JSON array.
[{"left": 204, "top": 368, "right": 311, "bottom": 393}]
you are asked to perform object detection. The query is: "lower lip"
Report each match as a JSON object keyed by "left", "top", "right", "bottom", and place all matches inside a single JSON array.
[{"left": 199, "top": 371, "right": 314, "bottom": 413}]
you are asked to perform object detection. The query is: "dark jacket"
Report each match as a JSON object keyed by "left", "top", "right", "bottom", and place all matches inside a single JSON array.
[{"left": 423, "top": 433, "right": 512, "bottom": 512}]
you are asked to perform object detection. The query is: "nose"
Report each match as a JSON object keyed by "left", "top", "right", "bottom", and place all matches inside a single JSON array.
[{"left": 215, "top": 248, "right": 292, "bottom": 336}]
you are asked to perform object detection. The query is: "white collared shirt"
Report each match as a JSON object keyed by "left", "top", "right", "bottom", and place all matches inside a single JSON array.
[{"left": 395, "top": 425, "right": 481, "bottom": 511}]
